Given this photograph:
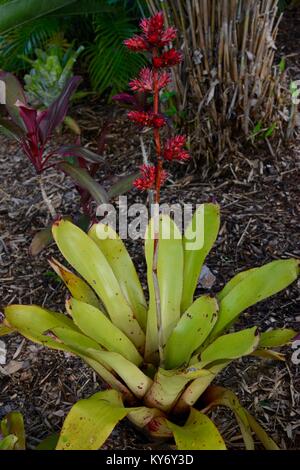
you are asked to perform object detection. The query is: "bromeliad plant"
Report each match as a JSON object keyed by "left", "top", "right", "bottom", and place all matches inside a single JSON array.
[
  {"left": 24, "top": 45, "right": 84, "bottom": 108},
  {"left": 2, "top": 207, "right": 299, "bottom": 450},
  {"left": 1, "top": 12, "right": 299, "bottom": 451}
]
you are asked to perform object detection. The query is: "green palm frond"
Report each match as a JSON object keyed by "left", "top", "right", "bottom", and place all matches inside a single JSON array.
[
  {"left": 85, "top": 11, "right": 146, "bottom": 97},
  {"left": 0, "top": 16, "right": 62, "bottom": 72}
]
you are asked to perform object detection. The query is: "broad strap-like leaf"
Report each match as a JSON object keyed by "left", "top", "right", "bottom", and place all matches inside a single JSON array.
[
  {"left": 174, "top": 362, "right": 230, "bottom": 415},
  {"left": 202, "top": 386, "right": 254, "bottom": 450},
  {"left": 199, "top": 327, "right": 259, "bottom": 367},
  {"left": 259, "top": 328, "right": 297, "bottom": 348},
  {"left": 167, "top": 408, "right": 226, "bottom": 450},
  {"left": 211, "top": 259, "right": 300, "bottom": 339},
  {"left": 145, "top": 215, "right": 183, "bottom": 363},
  {"left": 4, "top": 304, "right": 78, "bottom": 353},
  {"left": 181, "top": 203, "right": 220, "bottom": 312},
  {"left": 88, "top": 223, "right": 147, "bottom": 330},
  {"left": 66, "top": 298, "right": 142, "bottom": 365},
  {"left": 0, "top": 324, "right": 14, "bottom": 336},
  {"left": 56, "top": 390, "right": 128, "bottom": 450},
  {"left": 49, "top": 258, "right": 103, "bottom": 310},
  {"left": 0, "top": 412, "right": 26, "bottom": 450},
  {"left": 52, "top": 220, "right": 145, "bottom": 350},
  {"left": 87, "top": 349, "right": 152, "bottom": 398},
  {"left": 0, "top": 435, "right": 18, "bottom": 450},
  {"left": 244, "top": 409, "right": 280, "bottom": 450},
  {"left": 217, "top": 267, "right": 258, "bottom": 301},
  {"left": 0, "top": 0, "right": 76, "bottom": 34},
  {"left": 202, "top": 386, "right": 280, "bottom": 450},
  {"left": 164, "top": 295, "right": 218, "bottom": 369},
  {"left": 58, "top": 145, "right": 105, "bottom": 164},
  {"left": 60, "top": 162, "right": 109, "bottom": 205},
  {"left": 49, "top": 324, "right": 135, "bottom": 400},
  {"left": 144, "top": 367, "right": 210, "bottom": 413}
]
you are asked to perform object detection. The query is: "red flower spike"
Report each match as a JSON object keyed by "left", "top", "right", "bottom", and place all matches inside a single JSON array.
[
  {"left": 123, "top": 35, "right": 148, "bottom": 52},
  {"left": 163, "top": 135, "right": 190, "bottom": 161},
  {"left": 150, "top": 114, "right": 166, "bottom": 128},
  {"left": 128, "top": 111, "right": 166, "bottom": 129},
  {"left": 134, "top": 164, "right": 168, "bottom": 191},
  {"left": 134, "top": 164, "right": 156, "bottom": 191},
  {"left": 153, "top": 48, "right": 183, "bottom": 68},
  {"left": 129, "top": 68, "right": 170, "bottom": 93},
  {"left": 138, "top": 12, "right": 177, "bottom": 48},
  {"left": 160, "top": 27, "right": 177, "bottom": 45},
  {"left": 140, "top": 12, "right": 164, "bottom": 37}
]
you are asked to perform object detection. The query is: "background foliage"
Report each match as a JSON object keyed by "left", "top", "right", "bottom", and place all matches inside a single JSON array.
[{"left": 0, "top": 0, "right": 146, "bottom": 97}]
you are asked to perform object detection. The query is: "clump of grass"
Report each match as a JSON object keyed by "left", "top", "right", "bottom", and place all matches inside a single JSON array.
[{"left": 147, "top": 0, "right": 297, "bottom": 166}]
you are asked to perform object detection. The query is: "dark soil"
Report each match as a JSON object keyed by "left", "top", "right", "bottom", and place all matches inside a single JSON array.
[{"left": 0, "top": 8, "right": 299, "bottom": 450}]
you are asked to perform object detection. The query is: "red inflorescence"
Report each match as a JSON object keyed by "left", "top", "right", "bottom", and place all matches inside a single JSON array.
[
  {"left": 129, "top": 68, "right": 170, "bottom": 93},
  {"left": 153, "top": 48, "right": 183, "bottom": 68},
  {"left": 134, "top": 164, "right": 168, "bottom": 191},
  {"left": 163, "top": 135, "right": 190, "bottom": 161},
  {"left": 127, "top": 110, "right": 166, "bottom": 128},
  {"left": 124, "top": 12, "right": 178, "bottom": 51},
  {"left": 123, "top": 35, "right": 148, "bottom": 52}
]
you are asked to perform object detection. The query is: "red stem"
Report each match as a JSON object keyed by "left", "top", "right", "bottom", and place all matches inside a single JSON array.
[{"left": 152, "top": 48, "right": 163, "bottom": 206}]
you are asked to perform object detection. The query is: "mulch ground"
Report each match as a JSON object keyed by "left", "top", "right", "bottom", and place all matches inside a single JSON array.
[{"left": 0, "top": 8, "right": 299, "bottom": 451}]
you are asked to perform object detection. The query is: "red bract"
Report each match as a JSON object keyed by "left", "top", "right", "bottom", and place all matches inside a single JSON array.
[
  {"left": 129, "top": 68, "right": 170, "bottom": 93},
  {"left": 128, "top": 111, "right": 166, "bottom": 128},
  {"left": 123, "top": 35, "right": 148, "bottom": 52},
  {"left": 134, "top": 164, "right": 167, "bottom": 191},
  {"left": 153, "top": 49, "right": 183, "bottom": 68},
  {"left": 163, "top": 135, "right": 190, "bottom": 161}
]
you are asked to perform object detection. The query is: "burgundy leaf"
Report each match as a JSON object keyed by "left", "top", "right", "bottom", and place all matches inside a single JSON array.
[
  {"left": 15, "top": 101, "right": 38, "bottom": 136},
  {"left": 38, "top": 76, "right": 82, "bottom": 144},
  {"left": 57, "top": 145, "right": 105, "bottom": 164}
]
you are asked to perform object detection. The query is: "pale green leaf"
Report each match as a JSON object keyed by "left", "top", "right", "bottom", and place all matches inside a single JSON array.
[
  {"left": 4, "top": 304, "right": 77, "bottom": 353},
  {"left": 56, "top": 390, "right": 128, "bottom": 450},
  {"left": 49, "top": 258, "right": 102, "bottom": 310},
  {"left": 88, "top": 223, "right": 147, "bottom": 330},
  {"left": 164, "top": 295, "right": 218, "bottom": 369},
  {"left": 202, "top": 386, "right": 254, "bottom": 450},
  {"left": 52, "top": 220, "right": 145, "bottom": 350},
  {"left": 259, "top": 328, "right": 297, "bottom": 348},
  {"left": 167, "top": 408, "right": 226, "bottom": 450},
  {"left": 181, "top": 203, "right": 220, "bottom": 312},
  {"left": 200, "top": 327, "right": 259, "bottom": 367},
  {"left": 145, "top": 215, "right": 183, "bottom": 363},
  {"left": 212, "top": 259, "right": 299, "bottom": 338},
  {"left": 67, "top": 298, "right": 142, "bottom": 365}
]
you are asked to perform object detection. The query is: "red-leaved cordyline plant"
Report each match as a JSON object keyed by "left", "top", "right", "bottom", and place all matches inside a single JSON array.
[
  {"left": 124, "top": 11, "right": 190, "bottom": 363},
  {"left": 124, "top": 11, "right": 189, "bottom": 205}
]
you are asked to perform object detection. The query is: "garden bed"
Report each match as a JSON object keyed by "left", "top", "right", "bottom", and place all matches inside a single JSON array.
[{"left": 0, "top": 7, "right": 299, "bottom": 450}]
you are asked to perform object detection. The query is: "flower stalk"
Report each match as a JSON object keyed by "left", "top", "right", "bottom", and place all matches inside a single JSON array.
[{"left": 124, "top": 12, "right": 190, "bottom": 366}]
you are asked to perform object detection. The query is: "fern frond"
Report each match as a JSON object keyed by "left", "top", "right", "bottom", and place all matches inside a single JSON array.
[
  {"left": 0, "top": 16, "right": 61, "bottom": 72},
  {"left": 85, "top": 11, "right": 146, "bottom": 97}
]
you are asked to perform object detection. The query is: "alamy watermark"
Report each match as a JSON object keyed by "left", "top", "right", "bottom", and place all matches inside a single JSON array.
[
  {"left": 291, "top": 80, "right": 300, "bottom": 105},
  {"left": 95, "top": 197, "right": 205, "bottom": 250},
  {"left": 291, "top": 340, "right": 300, "bottom": 365},
  {"left": 0, "top": 80, "right": 6, "bottom": 104}
]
